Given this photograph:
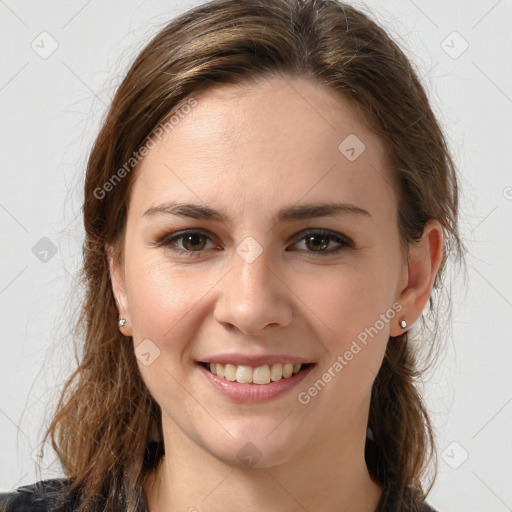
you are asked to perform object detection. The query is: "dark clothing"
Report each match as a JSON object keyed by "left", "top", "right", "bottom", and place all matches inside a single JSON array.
[
  {"left": 0, "top": 477, "right": 438, "bottom": 512},
  {"left": 1, "top": 439, "right": 437, "bottom": 512}
]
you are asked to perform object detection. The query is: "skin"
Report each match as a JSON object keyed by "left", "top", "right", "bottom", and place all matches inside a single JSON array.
[{"left": 107, "top": 75, "right": 444, "bottom": 512}]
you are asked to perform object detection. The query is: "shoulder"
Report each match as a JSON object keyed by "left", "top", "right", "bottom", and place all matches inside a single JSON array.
[{"left": 0, "top": 478, "right": 77, "bottom": 512}]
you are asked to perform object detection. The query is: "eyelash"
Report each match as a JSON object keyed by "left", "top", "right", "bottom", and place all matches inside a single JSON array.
[{"left": 155, "top": 228, "right": 354, "bottom": 258}]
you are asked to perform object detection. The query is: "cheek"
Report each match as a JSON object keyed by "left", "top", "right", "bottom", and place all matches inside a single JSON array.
[
  {"left": 124, "top": 251, "right": 212, "bottom": 347},
  {"left": 302, "top": 256, "right": 398, "bottom": 405},
  {"left": 297, "top": 266, "right": 392, "bottom": 428},
  {"left": 124, "top": 255, "right": 215, "bottom": 414},
  {"left": 309, "top": 261, "right": 396, "bottom": 342}
]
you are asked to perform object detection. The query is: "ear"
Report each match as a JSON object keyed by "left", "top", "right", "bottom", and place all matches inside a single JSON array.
[
  {"left": 106, "top": 243, "right": 132, "bottom": 336},
  {"left": 389, "top": 219, "right": 444, "bottom": 337}
]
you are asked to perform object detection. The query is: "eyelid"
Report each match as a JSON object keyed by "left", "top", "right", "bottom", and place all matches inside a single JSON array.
[
  {"left": 155, "top": 227, "right": 354, "bottom": 257},
  {"left": 290, "top": 228, "right": 354, "bottom": 248},
  {"left": 155, "top": 228, "right": 219, "bottom": 253}
]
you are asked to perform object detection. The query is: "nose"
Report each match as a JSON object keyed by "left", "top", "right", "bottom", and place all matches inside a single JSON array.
[{"left": 214, "top": 249, "right": 293, "bottom": 335}]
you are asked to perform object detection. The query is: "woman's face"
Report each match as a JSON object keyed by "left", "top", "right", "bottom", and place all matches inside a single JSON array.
[{"left": 109, "top": 76, "right": 410, "bottom": 468}]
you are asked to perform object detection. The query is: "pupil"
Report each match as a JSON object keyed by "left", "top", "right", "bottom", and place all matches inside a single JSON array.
[{"left": 307, "top": 234, "right": 328, "bottom": 251}]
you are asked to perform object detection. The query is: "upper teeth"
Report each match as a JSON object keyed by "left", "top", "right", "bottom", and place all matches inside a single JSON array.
[{"left": 208, "top": 363, "right": 303, "bottom": 384}]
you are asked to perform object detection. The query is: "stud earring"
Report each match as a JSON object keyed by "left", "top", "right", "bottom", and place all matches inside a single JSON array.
[
  {"left": 118, "top": 318, "right": 127, "bottom": 328},
  {"left": 399, "top": 319, "right": 407, "bottom": 329}
]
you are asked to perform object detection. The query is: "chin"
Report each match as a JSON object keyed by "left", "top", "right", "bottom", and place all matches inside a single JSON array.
[{"left": 198, "top": 423, "right": 308, "bottom": 470}]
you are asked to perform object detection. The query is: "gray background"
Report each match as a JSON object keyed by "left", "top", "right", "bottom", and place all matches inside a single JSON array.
[{"left": 1, "top": 1, "right": 511, "bottom": 510}]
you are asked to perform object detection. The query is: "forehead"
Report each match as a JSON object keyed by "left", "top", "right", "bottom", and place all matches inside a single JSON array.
[{"left": 130, "top": 76, "right": 397, "bottom": 223}]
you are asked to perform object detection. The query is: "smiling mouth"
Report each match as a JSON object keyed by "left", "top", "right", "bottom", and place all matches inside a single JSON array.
[{"left": 199, "top": 362, "right": 314, "bottom": 385}]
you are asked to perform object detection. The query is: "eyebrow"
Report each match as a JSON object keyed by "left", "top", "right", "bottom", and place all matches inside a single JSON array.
[{"left": 143, "top": 200, "right": 371, "bottom": 222}]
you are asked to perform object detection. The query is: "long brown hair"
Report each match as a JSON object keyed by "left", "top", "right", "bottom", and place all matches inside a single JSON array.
[{"left": 41, "top": 1, "right": 465, "bottom": 510}]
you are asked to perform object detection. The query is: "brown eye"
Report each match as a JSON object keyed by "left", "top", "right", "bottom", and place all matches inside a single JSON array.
[
  {"left": 290, "top": 229, "right": 353, "bottom": 256},
  {"left": 181, "top": 233, "right": 208, "bottom": 251},
  {"left": 157, "top": 229, "right": 216, "bottom": 257},
  {"left": 305, "top": 234, "right": 330, "bottom": 252}
]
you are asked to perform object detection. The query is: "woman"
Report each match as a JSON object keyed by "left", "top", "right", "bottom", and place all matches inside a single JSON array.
[{"left": 0, "top": 0, "right": 464, "bottom": 511}]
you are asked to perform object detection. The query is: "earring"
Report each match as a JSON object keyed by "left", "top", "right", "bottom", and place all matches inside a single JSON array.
[
  {"left": 118, "top": 318, "right": 127, "bottom": 328},
  {"left": 399, "top": 319, "right": 407, "bottom": 329}
]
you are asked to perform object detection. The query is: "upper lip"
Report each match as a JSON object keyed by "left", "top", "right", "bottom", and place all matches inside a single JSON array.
[{"left": 198, "top": 354, "right": 315, "bottom": 366}]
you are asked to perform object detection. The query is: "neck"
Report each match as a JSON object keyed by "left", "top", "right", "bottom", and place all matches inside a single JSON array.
[
  {"left": 143, "top": 400, "right": 382, "bottom": 512},
  {"left": 144, "top": 394, "right": 382, "bottom": 512}
]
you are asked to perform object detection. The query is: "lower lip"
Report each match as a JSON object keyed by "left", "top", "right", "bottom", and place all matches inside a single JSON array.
[{"left": 197, "top": 364, "right": 315, "bottom": 403}]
